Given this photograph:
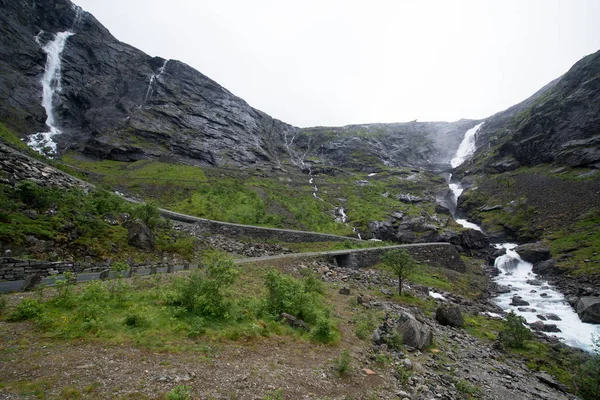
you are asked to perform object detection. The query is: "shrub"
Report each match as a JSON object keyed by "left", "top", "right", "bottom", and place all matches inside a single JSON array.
[
  {"left": 132, "top": 201, "right": 161, "bottom": 229},
  {"left": 499, "top": 311, "right": 531, "bottom": 348},
  {"left": 7, "top": 298, "right": 44, "bottom": 321},
  {"left": 16, "top": 180, "right": 56, "bottom": 210},
  {"left": 310, "top": 313, "right": 336, "bottom": 344},
  {"left": 333, "top": 350, "right": 352, "bottom": 376},
  {"left": 0, "top": 295, "right": 6, "bottom": 315},
  {"left": 166, "top": 253, "right": 238, "bottom": 320},
  {"left": 167, "top": 385, "right": 191, "bottom": 400},
  {"left": 264, "top": 270, "right": 322, "bottom": 324}
]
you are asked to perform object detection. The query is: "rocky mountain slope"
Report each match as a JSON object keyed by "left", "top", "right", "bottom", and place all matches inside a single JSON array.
[{"left": 0, "top": 0, "right": 473, "bottom": 173}]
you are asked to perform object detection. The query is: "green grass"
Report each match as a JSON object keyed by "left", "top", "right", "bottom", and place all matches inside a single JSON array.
[
  {"left": 2, "top": 255, "right": 339, "bottom": 350},
  {"left": 58, "top": 153, "right": 449, "bottom": 236},
  {"left": 550, "top": 209, "right": 600, "bottom": 275}
]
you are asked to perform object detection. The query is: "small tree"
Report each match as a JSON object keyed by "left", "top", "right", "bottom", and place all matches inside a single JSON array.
[
  {"left": 579, "top": 335, "right": 600, "bottom": 399},
  {"left": 499, "top": 311, "right": 531, "bottom": 348},
  {"left": 381, "top": 249, "right": 418, "bottom": 295}
]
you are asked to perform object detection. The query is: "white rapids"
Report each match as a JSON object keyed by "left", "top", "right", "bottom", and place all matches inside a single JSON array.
[
  {"left": 448, "top": 122, "right": 600, "bottom": 351},
  {"left": 26, "top": 31, "right": 75, "bottom": 155},
  {"left": 494, "top": 244, "right": 600, "bottom": 351}
]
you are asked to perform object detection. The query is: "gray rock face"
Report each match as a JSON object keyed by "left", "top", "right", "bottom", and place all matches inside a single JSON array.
[
  {"left": 126, "top": 219, "right": 155, "bottom": 250},
  {"left": 515, "top": 242, "right": 551, "bottom": 264},
  {"left": 576, "top": 296, "right": 600, "bottom": 324},
  {"left": 395, "top": 312, "right": 433, "bottom": 350},
  {"left": 532, "top": 259, "right": 562, "bottom": 276},
  {"left": 0, "top": 0, "right": 296, "bottom": 167},
  {"left": 435, "top": 305, "right": 464, "bottom": 328}
]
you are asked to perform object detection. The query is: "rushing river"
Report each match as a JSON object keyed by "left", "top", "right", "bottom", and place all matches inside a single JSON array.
[{"left": 449, "top": 123, "right": 600, "bottom": 351}]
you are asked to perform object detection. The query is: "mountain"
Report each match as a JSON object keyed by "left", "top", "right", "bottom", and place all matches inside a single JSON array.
[{"left": 0, "top": 0, "right": 473, "bottom": 173}]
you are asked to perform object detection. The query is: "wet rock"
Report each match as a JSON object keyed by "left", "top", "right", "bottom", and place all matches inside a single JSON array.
[
  {"left": 510, "top": 296, "right": 530, "bottom": 306},
  {"left": 515, "top": 242, "right": 551, "bottom": 264},
  {"left": 526, "top": 279, "right": 543, "bottom": 286},
  {"left": 532, "top": 259, "right": 562, "bottom": 276},
  {"left": 126, "top": 219, "right": 155, "bottom": 250},
  {"left": 395, "top": 312, "right": 433, "bottom": 350},
  {"left": 518, "top": 307, "right": 537, "bottom": 313},
  {"left": 576, "top": 296, "right": 600, "bottom": 324},
  {"left": 435, "top": 305, "right": 464, "bottom": 328}
]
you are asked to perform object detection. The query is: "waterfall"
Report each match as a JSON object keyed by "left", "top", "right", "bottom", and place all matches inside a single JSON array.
[
  {"left": 26, "top": 31, "right": 75, "bottom": 155},
  {"left": 447, "top": 123, "right": 600, "bottom": 351},
  {"left": 144, "top": 59, "right": 169, "bottom": 104},
  {"left": 451, "top": 122, "right": 484, "bottom": 168}
]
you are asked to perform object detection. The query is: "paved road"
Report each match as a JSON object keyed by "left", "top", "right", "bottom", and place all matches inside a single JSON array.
[{"left": 0, "top": 243, "right": 450, "bottom": 293}]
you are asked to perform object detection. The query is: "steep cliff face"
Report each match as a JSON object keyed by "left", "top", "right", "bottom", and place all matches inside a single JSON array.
[
  {"left": 295, "top": 120, "right": 479, "bottom": 172},
  {"left": 458, "top": 50, "right": 600, "bottom": 175},
  {"left": 0, "top": 0, "right": 296, "bottom": 167},
  {"left": 0, "top": 0, "right": 477, "bottom": 171}
]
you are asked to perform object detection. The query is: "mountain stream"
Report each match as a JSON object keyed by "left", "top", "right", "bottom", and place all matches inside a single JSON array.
[{"left": 449, "top": 123, "right": 600, "bottom": 351}]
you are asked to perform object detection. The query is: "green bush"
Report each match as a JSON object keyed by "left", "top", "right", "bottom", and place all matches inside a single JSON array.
[
  {"left": 131, "top": 201, "right": 161, "bottom": 229},
  {"left": 310, "top": 313, "right": 336, "bottom": 344},
  {"left": 264, "top": 270, "right": 323, "bottom": 324},
  {"left": 0, "top": 295, "right": 6, "bottom": 315},
  {"left": 167, "top": 385, "right": 191, "bottom": 400},
  {"left": 333, "top": 350, "right": 352, "bottom": 376},
  {"left": 166, "top": 253, "right": 238, "bottom": 320},
  {"left": 16, "top": 180, "right": 56, "bottom": 210},
  {"left": 7, "top": 298, "right": 44, "bottom": 321},
  {"left": 499, "top": 311, "right": 531, "bottom": 348}
]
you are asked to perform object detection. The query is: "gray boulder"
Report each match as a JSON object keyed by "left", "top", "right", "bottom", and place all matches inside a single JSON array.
[
  {"left": 127, "top": 219, "right": 155, "bottom": 250},
  {"left": 515, "top": 242, "right": 551, "bottom": 264},
  {"left": 576, "top": 297, "right": 600, "bottom": 324},
  {"left": 435, "top": 305, "right": 464, "bottom": 328},
  {"left": 395, "top": 312, "right": 433, "bottom": 350},
  {"left": 510, "top": 296, "right": 530, "bottom": 307},
  {"left": 532, "top": 259, "right": 562, "bottom": 276}
]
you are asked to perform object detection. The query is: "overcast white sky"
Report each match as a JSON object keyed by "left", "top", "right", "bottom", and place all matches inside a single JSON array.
[{"left": 74, "top": 0, "right": 600, "bottom": 128}]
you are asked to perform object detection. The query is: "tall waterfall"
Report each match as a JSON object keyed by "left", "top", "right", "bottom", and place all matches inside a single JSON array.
[{"left": 26, "top": 31, "right": 75, "bottom": 155}]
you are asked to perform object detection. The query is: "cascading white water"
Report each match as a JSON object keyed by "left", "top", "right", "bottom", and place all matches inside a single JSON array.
[
  {"left": 448, "top": 123, "right": 600, "bottom": 351},
  {"left": 451, "top": 122, "right": 484, "bottom": 168},
  {"left": 144, "top": 59, "right": 169, "bottom": 103},
  {"left": 494, "top": 244, "right": 600, "bottom": 350},
  {"left": 27, "top": 5, "right": 83, "bottom": 155},
  {"left": 27, "top": 31, "right": 75, "bottom": 155}
]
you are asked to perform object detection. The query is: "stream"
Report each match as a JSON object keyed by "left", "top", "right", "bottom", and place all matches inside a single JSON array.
[{"left": 449, "top": 123, "right": 600, "bottom": 351}]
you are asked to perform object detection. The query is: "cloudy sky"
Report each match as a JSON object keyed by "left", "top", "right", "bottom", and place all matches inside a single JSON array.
[{"left": 75, "top": 0, "right": 600, "bottom": 127}]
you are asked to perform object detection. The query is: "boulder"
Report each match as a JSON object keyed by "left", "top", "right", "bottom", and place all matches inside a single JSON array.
[
  {"left": 510, "top": 296, "right": 530, "bottom": 306},
  {"left": 576, "top": 297, "right": 600, "bottom": 324},
  {"left": 278, "top": 312, "right": 310, "bottom": 332},
  {"left": 515, "top": 242, "right": 551, "bottom": 264},
  {"left": 451, "top": 229, "right": 489, "bottom": 250},
  {"left": 126, "top": 219, "right": 155, "bottom": 250},
  {"left": 395, "top": 312, "right": 433, "bottom": 350},
  {"left": 435, "top": 305, "right": 464, "bottom": 328},
  {"left": 532, "top": 259, "right": 562, "bottom": 276}
]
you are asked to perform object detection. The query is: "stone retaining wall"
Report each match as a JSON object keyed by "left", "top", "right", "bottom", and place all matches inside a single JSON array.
[
  {"left": 0, "top": 257, "right": 107, "bottom": 281},
  {"left": 161, "top": 209, "right": 360, "bottom": 243}
]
